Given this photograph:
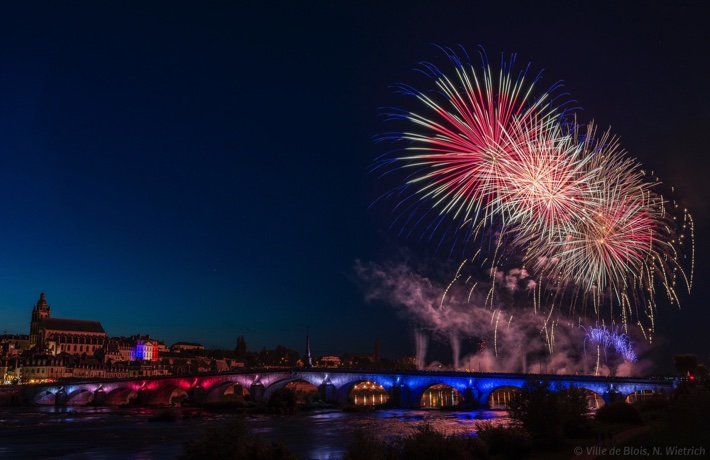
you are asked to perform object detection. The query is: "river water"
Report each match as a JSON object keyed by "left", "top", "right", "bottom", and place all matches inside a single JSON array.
[{"left": 0, "top": 406, "right": 509, "bottom": 459}]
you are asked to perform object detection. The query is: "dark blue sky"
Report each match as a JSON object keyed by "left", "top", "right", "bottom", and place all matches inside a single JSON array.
[{"left": 1, "top": 2, "right": 708, "bottom": 371}]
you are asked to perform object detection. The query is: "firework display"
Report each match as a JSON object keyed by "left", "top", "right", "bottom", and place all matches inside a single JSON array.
[{"left": 375, "top": 47, "right": 693, "bottom": 331}]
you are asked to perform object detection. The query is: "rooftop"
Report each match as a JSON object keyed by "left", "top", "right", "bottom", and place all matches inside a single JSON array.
[{"left": 42, "top": 318, "right": 106, "bottom": 334}]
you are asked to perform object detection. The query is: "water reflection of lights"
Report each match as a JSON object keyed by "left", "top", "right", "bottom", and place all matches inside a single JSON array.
[
  {"left": 421, "top": 384, "right": 461, "bottom": 408},
  {"left": 489, "top": 387, "right": 520, "bottom": 409},
  {"left": 350, "top": 381, "right": 389, "bottom": 406},
  {"left": 625, "top": 389, "right": 661, "bottom": 404},
  {"left": 0, "top": 406, "right": 511, "bottom": 459}
]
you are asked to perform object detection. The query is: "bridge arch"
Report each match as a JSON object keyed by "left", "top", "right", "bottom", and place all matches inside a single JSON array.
[
  {"left": 345, "top": 380, "right": 390, "bottom": 406},
  {"left": 489, "top": 386, "right": 522, "bottom": 409},
  {"left": 150, "top": 385, "right": 188, "bottom": 406},
  {"left": 419, "top": 383, "right": 464, "bottom": 408},
  {"left": 284, "top": 380, "right": 319, "bottom": 402},
  {"left": 33, "top": 390, "right": 55, "bottom": 406},
  {"left": 335, "top": 377, "right": 393, "bottom": 405},
  {"left": 203, "top": 381, "right": 249, "bottom": 404},
  {"left": 486, "top": 383, "right": 607, "bottom": 410},
  {"left": 262, "top": 377, "right": 321, "bottom": 402},
  {"left": 625, "top": 389, "right": 666, "bottom": 404},
  {"left": 580, "top": 389, "right": 605, "bottom": 409},
  {"left": 408, "top": 381, "right": 468, "bottom": 409},
  {"left": 106, "top": 388, "right": 137, "bottom": 406},
  {"left": 66, "top": 389, "right": 93, "bottom": 406}
]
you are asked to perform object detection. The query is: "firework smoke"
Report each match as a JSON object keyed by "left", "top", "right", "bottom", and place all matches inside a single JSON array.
[
  {"left": 449, "top": 330, "right": 460, "bottom": 370},
  {"left": 355, "top": 259, "right": 648, "bottom": 375},
  {"left": 414, "top": 329, "right": 428, "bottom": 370}
]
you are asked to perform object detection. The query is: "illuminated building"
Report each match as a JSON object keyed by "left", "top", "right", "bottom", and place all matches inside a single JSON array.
[
  {"left": 317, "top": 356, "right": 341, "bottom": 367},
  {"left": 17, "top": 357, "right": 71, "bottom": 383},
  {"left": 104, "top": 335, "right": 160, "bottom": 362},
  {"left": 0, "top": 334, "right": 30, "bottom": 358},
  {"left": 29, "top": 293, "right": 108, "bottom": 357},
  {"left": 132, "top": 335, "right": 159, "bottom": 361}
]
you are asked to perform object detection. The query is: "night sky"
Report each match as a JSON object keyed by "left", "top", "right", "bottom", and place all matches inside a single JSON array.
[{"left": 1, "top": 2, "right": 708, "bottom": 372}]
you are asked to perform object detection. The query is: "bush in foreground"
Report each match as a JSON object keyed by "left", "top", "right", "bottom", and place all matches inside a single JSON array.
[
  {"left": 345, "top": 424, "right": 488, "bottom": 460},
  {"left": 631, "top": 396, "right": 669, "bottom": 422},
  {"left": 595, "top": 401, "right": 643, "bottom": 425},
  {"left": 475, "top": 421, "right": 532, "bottom": 459},
  {"left": 665, "top": 380, "right": 710, "bottom": 444},
  {"left": 506, "top": 380, "right": 590, "bottom": 446},
  {"left": 399, "top": 423, "right": 488, "bottom": 460},
  {"left": 345, "top": 429, "right": 391, "bottom": 460}
]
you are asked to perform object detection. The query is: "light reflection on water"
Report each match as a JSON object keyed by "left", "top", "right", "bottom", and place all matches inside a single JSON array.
[
  {"left": 251, "top": 408, "right": 509, "bottom": 459},
  {"left": 0, "top": 406, "right": 509, "bottom": 459}
]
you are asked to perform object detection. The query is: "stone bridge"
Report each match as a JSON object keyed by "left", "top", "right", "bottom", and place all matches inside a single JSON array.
[{"left": 21, "top": 369, "right": 675, "bottom": 408}]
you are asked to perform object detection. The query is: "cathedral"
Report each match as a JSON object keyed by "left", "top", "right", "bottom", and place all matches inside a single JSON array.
[{"left": 29, "top": 293, "right": 108, "bottom": 356}]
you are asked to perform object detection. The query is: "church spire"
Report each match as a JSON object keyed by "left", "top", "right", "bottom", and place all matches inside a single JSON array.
[{"left": 304, "top": 331, "right": 313, "bottom": 368}]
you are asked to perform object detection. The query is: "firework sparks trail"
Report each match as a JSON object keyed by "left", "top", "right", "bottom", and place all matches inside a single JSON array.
[
  {"left": 582, "top": 324, "right": 611, "bottom": 376},
  {"left": 582, "top": 323, "right": 637, "bottom": 375},
  {"left": 607, "top": 327, "right": 637, "bottom": 363},
  {"left": 493, "top": 118, "right": 599, "bottom": 241},
  {"left": 525, "top": 128, "right": 679, "bottom": 320},
  {"left": 375, "top": 47, "right": 694, "bottom": 334}
]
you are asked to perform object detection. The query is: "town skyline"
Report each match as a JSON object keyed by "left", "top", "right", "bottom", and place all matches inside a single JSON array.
[{"left": 3, "top": 291, "right": 384, "bottom": 361}]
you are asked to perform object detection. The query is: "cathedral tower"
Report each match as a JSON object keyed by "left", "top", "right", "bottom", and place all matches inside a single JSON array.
[{"left": 29, "top": 292, "right": 51, "bottom": 347}]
